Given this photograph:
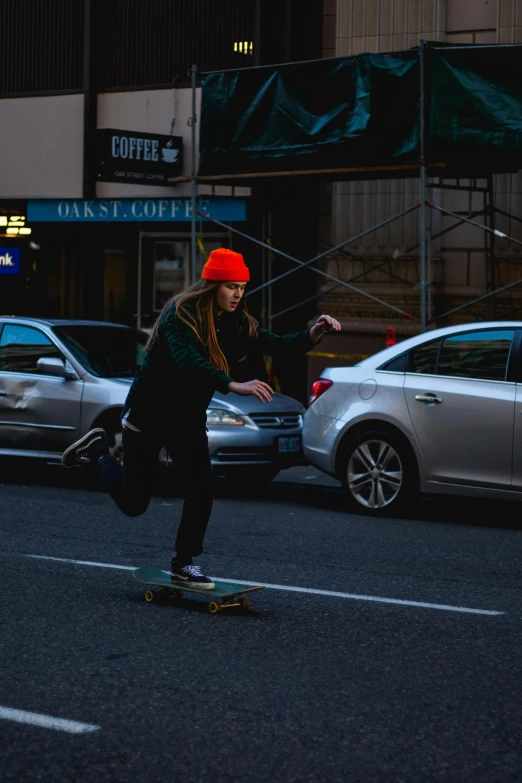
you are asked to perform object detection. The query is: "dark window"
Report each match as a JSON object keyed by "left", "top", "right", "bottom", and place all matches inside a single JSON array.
[
  {"left": 0, "top": 0, "right": 84, "bottom": 95},
  {"left": 408, "top": 339, "right": 440, "bottom": 375},
  {"left": 0, "top": 0, "right": 256, "bottom": 96},
  {"left": 437, "top": 330, "right": 514, "bottom": 382},
  {"left": 54, "top": 325, "right": 147, "bottom": 378},
  {"left": 0, "top": 325, "right": 62, "bottom": 373},
  {"left": 101, "top": 0, "right": 256, "bottom": 90},
  {"left": 380, "top": 353, "right": 407, "bottom": 372}
]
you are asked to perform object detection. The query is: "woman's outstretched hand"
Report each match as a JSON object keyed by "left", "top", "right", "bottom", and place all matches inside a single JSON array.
[
  {"left": 310, "top": 314, "right": 341, "bottom": 342},
  {"left": 228, "top": 380, "right": 273, "bottom": 403},
  {"left": 314, "top": 314, "right": 341, "bottom": 334}
]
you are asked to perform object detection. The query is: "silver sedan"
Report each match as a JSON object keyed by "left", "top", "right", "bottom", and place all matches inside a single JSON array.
[
  {"left": 0, "top": 317, "right": 304, "bottom": 485},
  {"left": 303, "top": 321, "right": 522, "bottom": 513}
]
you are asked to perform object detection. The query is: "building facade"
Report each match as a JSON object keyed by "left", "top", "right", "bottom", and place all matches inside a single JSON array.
[
  {"left": 4, "top": 1, "right": 518, "bottom": 396},
  {"left": 317, "top": 0, "right": 522, "bottom": 365},
  {"left": 0, "top": 0, "right": 260, "bottom": 328},
  {"left": 0, "top": 1, "right": 322, "bottom": 346}
]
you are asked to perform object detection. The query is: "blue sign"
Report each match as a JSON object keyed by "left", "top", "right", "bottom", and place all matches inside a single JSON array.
[
  {"left": 27, "top": 198, "right": 247, "bottom": 223},
  {"left": 0, "top": 247, "right": 21, "bottom": 275}
]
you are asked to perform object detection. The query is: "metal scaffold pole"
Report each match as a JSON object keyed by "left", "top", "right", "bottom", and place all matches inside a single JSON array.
[
  {"left": 420, "top": 168, "right": 427, "bottom": 332},
  {"left": 267, "top": 200, "right": 273, "bottom": 331},
  {"left": 260, "top": 194, "right": 267, "bottom": 329},
  {"left": 487, "top": 174, "right": 497, "bottom": 319},
  {"left": 190, "top": 64, "right": 198, "bottom": 284},
  {"left": 419, "top": 39, "right": 427, "bottom": 333},
  {"left": 427, "top": 200, "right": 433, "bottom": 322}
]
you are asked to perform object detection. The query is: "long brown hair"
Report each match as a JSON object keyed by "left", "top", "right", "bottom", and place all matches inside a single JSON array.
[{"left": 145, "top": 280, "right": 258, "bottom": 374}]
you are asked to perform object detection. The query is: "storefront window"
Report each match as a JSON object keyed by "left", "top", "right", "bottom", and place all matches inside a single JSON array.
[{"left": 153, "top": 242, "right": 189, "bottom": 311}]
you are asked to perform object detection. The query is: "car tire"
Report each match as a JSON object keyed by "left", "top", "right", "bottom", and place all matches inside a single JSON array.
[{"left": 339, "top": 429, "right": 418, "bottom": 516}]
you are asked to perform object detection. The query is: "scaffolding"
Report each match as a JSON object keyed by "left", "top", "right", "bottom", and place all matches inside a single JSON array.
[{"left": 174, "top": 42, "right": 522, "bottom": 335}]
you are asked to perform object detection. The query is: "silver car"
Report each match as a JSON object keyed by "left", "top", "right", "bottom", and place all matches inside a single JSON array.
[
  {"left": 0, "top": 317, "right": 304, "bottom": 485},
  {"left": 303, "top": 321, "right": 522, "bottom": 513}
]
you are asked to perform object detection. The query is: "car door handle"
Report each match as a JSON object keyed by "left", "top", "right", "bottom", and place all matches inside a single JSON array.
[
  {"left": 0, "top": 391, "right": 7, "bottom": 396},
  {"left": 415, "top": 394, "right": 442, "bottom": 404}
]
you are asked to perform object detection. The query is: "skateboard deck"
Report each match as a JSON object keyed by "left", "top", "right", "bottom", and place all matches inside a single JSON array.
[{"left": 133, "top": 567, "right": 264, "bottom": 613}]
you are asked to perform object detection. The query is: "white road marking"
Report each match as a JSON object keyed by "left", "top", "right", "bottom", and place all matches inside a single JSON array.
[
  {"left": 27, "top": 554, "right": 133, "bottom": 570},
  {"left": 0, "top": 706, "right": 99, "bottom": 734},
  {"left": 24, "top": 554, "right": 504, "bottom": 616}
]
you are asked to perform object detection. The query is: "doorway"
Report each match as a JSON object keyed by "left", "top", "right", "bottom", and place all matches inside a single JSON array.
[
  {"left": 137, "top": 233, "right": 229, "bottom": 330},
  {"left": 104, "top": 250, "right": 128, "bottom": 323}
]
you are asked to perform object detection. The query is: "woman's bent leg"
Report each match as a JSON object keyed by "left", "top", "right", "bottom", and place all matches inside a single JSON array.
[{"left": 94, "top": 428, "right": 160, "bottom": 517}]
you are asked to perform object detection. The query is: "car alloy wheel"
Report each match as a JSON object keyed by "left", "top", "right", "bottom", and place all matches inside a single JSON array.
[
  {"left": 340, "top": 429, "right": 418, "bottom": 515},
  {"left": 347, "top": 439, "right": 403, "bottom": 509}
]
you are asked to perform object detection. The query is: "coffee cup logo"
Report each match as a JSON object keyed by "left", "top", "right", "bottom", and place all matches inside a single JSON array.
[{"left": 161, "top": 141, "right": 179, "bottom": 164}]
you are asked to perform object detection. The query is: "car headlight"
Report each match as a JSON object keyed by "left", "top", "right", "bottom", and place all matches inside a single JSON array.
[{"left": 206, "top": 408, "right": 245, "bottom": 426}]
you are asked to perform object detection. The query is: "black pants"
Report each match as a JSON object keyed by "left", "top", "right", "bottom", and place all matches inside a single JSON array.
[{"left": 94, "top": 427, "right": 214, "bottom": 558}]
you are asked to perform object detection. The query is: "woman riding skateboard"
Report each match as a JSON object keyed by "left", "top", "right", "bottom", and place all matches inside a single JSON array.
[{"left": 61, "top": 248, "right": 340, "bottom": 589}]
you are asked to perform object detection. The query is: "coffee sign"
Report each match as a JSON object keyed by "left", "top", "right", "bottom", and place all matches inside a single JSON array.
[{"left": 96, "top": 129, "right": 183, "bottom": 185}]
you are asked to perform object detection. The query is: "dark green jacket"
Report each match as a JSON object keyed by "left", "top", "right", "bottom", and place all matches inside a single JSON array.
[{"left": 124, "top": 303, "right": 315, "bottom": 433}]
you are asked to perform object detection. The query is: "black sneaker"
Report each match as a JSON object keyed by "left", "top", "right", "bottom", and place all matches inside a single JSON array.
[
  {"left": 61, "top": 428, "right": 110, "bottom": 468},
  {"left": 170, "top": 560, "right": 215, "bottom": 590}
]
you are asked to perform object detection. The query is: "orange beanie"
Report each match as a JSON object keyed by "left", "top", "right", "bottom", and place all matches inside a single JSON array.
[{"left": 201, "top": 248, "right": 250, "bottom": 282}]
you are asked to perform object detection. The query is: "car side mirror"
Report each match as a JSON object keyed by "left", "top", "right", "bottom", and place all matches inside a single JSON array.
[
  {"left": 36, "top": 357, "right": 78, "bottom": 380},
  {"left": 37, "top": 357, "right": 66, "bottom": 377}
]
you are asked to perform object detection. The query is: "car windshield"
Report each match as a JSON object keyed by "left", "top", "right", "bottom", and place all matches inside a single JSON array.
[{"left": 53, "top": 324, "right": 147, "bottom": 378}]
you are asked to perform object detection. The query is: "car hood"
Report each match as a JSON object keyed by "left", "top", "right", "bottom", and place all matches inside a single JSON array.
[
  {"left": 212, "top": 390, "right": 304, "bottom": 416},
  {"left": 109, "top": 378, "right": 304, "bottom": 415}
]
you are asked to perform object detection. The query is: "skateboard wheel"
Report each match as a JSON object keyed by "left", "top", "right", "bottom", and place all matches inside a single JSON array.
[
  {"left": 208, "top": 601, "right": 221, "bottom": 614},
  {"left": 144, "top": 590, "right": 155, "bottom": 603},
  {"left": 241, "top": 598, "right": 249, "bottom": 610}
]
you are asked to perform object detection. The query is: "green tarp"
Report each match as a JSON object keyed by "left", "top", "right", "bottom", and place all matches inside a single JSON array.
[
  {"left": 199, "top": 52, "right": 420, "bottom": 175},
  {"left": 198, "top": 44, "right": 522, "bottom": 178},
  {"left": 428, "top": 45, "right": 522, "bottom": 165}
]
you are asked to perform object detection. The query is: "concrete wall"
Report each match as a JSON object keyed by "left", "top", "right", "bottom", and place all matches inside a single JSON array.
[
  {"left": 0, "top": 94, "right": 84, "bottom": 198},
  {"left": 335, "top": 0, "right": 446, "bottom": 54},
  {"left": 0, "top": 87, "right": 249, "bottom": 202},
  {"left": 318, "top": 0, "right": 522, "bottom": 337}
]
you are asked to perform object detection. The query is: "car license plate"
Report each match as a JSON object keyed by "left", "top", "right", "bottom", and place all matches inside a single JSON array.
[{"left": 276, "top": 435, "right": 302, "bottom": 454}]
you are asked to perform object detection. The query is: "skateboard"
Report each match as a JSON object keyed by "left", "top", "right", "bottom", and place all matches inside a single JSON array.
[{"left": 133, "top": 567, "right": 264, "bottom": 614}]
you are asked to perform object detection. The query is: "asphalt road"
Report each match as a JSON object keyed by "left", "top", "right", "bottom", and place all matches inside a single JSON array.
[{"left": 1, "top": 463, "right": 521, "bottom": 782}]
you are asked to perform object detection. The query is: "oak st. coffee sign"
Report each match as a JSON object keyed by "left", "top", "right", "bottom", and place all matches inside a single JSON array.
[
  {"left": 96, "top": 128, "right": 183, "bottom": 185},
  {"left": 27, "top": 198, "right": 247, "bottom": 223}
]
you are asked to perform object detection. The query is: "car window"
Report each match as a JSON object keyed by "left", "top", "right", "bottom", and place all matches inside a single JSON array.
[
  {"left": 437, "top": 330, "right": 514, "bottom": 381},
  {"left": 408, "top": 339, "right": 440, "bottom": 375},
  {"left": 53, "top": 325, "right": 147, "bottom": 378},
  {"left": 0, "top": 324, "right": 62, "bottom": 374},
  {"left": 380, "top": 353, "right": 407, "bottom": 372}
]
